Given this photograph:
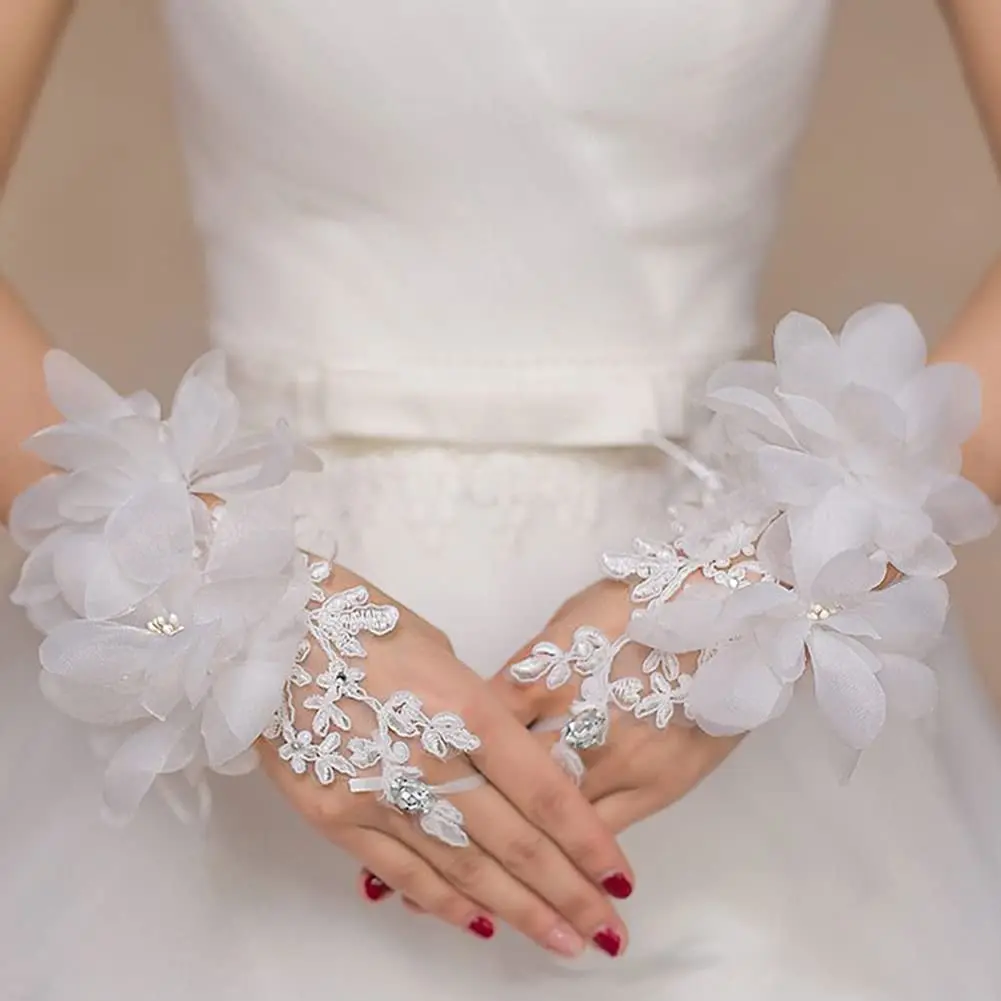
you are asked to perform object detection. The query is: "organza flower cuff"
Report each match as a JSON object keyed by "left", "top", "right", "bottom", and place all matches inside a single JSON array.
[
  {"left": 9, "top": 352, "right": 481, "bottom": 840},
  {"left": 512, "top": 305, "right": 998, "bottom": 774}
]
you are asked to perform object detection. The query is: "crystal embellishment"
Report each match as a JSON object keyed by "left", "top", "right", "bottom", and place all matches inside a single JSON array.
[
  {"left": 387, "top": 774, "right": 435, "bottom": 815},
  {"left": 563, "top": 707, "right": 609, "bottom": 751}
]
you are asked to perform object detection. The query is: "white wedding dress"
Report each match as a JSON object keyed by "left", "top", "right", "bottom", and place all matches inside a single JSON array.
[{"left": 3, "top": 2, "right": 1001, "bottom": 999}]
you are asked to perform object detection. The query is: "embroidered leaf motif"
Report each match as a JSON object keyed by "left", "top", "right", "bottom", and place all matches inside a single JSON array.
[
  {"left": 642, "top": 648, "right": 680, "bottom": 678},
  {"left": 509, "top": 641, "right": 566, "bottom": 684},
  {"left": 308, "top": 585, "right": 400, "bottom": 660},
  {"left": 303, "top": 691, "right": 352, "bottom": 735},
  {"left": 421, "top": 711, "right": 481, "bottom": 758},
  {"left": 312, "top": 733, "right": 357, "bottom": 784},
  {"left": 420, "top": 800, "right": 469, "bottom": 848},
  {"left": 382, "top": 691, "right": 423, "bottom": 737},
  {"left": 610, "top": 676, "right": 643, "bottom": 710},
  {"left": 602, "top": 539, "right": 692, "bottom": 604}
]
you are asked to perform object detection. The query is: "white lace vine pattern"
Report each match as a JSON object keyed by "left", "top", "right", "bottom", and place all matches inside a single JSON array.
[
  {"left": 265, "top": 559, "right": 482, "bottom": 847},
  {"left": 512, "top": 534, "right": 769, "bottom": 780}
]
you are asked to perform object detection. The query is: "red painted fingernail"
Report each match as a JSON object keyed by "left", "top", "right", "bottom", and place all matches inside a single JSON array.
[
  {"left": 593, "top": 927, "right": 622, "bottom": 958},
  {"left": 601, "top": 872, "right": 633, "bottom": 899},
  {"left": 363, "top": 872, "right": 392, "bottom": 901},
  {"left": 468, "top": 916, "right": 495, "bottom": 940}
]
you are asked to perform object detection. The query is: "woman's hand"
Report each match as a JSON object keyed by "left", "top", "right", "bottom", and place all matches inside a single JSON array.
[
  {"left": 260, "top": 564, "right": 633, "bottom": 958},
  {"left": 487, "top": 579, "right": 740, "bottom": 835}
]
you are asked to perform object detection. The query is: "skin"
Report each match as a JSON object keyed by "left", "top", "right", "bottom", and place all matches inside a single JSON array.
[{"left": 1, "top": 0, "right": 1000, "bottom": 954}]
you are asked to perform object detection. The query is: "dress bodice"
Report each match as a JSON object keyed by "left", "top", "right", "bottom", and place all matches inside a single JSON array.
[{"left": 161, "top": 1, "right": 831, "bottom": 445}]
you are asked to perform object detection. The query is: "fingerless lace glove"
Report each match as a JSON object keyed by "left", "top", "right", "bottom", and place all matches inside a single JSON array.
[{"left": 513, "top": 305, "right": 998, "bottom": 771}]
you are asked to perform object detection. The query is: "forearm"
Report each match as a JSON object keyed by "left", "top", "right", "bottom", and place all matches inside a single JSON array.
[
  {"left": 0, "top": 274, "right": 58, "bottom": 521},
  {"left": 930, "top": 253, "right": 1001, "bottom": 502}
]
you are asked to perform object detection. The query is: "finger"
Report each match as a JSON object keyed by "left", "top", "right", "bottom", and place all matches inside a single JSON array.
[
  {"left": 380, "top": 809, "right": 591, "bottom": 959},
  {"left": 593, "top": 788, "right": 655, "bottom": 835},
  {"left": 467, "top": 702, "right": 636, "bottom": 897},
  {"left": 402, "top": 896, "right": 427, "bottom": 915},
  {"left": 340, "top": 827, "right": 496, "bottom": 941},
  {"left": 459, "top": 783, "right": 631, "bottom": 948}
]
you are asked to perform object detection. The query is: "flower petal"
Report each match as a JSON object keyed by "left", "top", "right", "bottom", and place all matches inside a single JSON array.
[
  {"left": 838, "top": 303, "right": 927, "bottom": 394},
  {"left": 687, "top": 639, "right": 788, "bottom": 735},
  {"left": 628, "top": 586, "right": 728, "bottom": 652},
  {"left": 104, "top": 481, "right": 194, "bottom": 586},
  {"left": 877, "top": 653, "right": 937, "bottom": 719},
  {"left": 8, "top": 474, "right": 66, "bottom": 549},
  {"left": 897, "top": 363, "right": 982, "bottom": 452},
  {"left": 773, "top": 312, "right": 842, "bottom": 402},
  {"left": 705, "top": 387, "right": 798, "bottom": 448},
  {"left": 787, "top": 486, "right": 877, "bottom": 592},
  {"left": 39, "top": 619, "right": 169, "bottom": 686},
  {"left": 43, "top": 349, "right": 132, "bottom": 422},
  {"left": 855, "top": 576, "right": 949, "bottom": 656},
  {"left": 166, "top": 350, "right": 240, "bottom": 477},
  {"left": 811, "top": 549, "right": 887, "bottom": 606},
  {"left": 102, "top": 717, "right": 198, "bottom": 823},
  {"left": 807, "top": 630, "right": 886, "bottom": 749},
  {"left": 756, "top": 446, "right": 840, "bottom": 508},
  {"left": 924, "top": 476, "right": 998, "bottom": 545},
  {"left": 203, "top": 657, "right": 287, "bottom": 766},
  {"left": 890, "top": 533, "right": 956, "bottom": 578}
]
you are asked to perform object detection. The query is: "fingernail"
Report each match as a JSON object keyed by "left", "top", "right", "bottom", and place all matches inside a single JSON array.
[
  {"left": 600, "top": 872, "right": 633, "bottom": 900},
  {"left": 363, "top": 872, "right": 392, "bottom": 902},
  {"left": 593, "top": 927, "right": 623, "bottom": 958},
  {"left": 545, "top": 924, "right": 585, "bottom": 958},
  {"left": 468, "top": 916, "right": 495, "bottom": 940}
]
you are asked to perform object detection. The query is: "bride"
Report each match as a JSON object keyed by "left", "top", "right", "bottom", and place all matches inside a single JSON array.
[{"left": 3, "top": 2, "right": 1001, "bottom": 998}]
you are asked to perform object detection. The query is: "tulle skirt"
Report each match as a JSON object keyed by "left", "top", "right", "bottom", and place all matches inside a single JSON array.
[{"left": 3, "top": 442, "right": 1001, "bottom": 1000}]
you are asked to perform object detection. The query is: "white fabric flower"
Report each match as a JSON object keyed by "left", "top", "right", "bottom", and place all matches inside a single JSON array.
[
  {"left": 704, "top": 305, "right": 997, "bottom": 575},
  {"left": 631, "top": 533, "right": 947, "bottom": 748},
  {"left": 9, "top": 350, "right": 320, "bottom": 821}
]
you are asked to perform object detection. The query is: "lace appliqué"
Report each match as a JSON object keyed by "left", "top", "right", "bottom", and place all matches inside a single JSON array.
[
  {"left": 514, "top": 532, "right": 764, "bottom": 779},
  {"left": 266, "top": 559, "right": 482, "bottom": 847}
]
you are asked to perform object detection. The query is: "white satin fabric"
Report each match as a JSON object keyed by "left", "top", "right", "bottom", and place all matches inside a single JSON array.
[
  {"left": 4, "top": 4, "right": 1001, "bottom": 999},
  {"left": 162, "top": 0, "right": 831, "bottom": 446}
]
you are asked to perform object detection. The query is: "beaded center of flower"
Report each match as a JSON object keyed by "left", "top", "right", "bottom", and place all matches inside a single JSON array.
[
  {"left": 806, "top": 602, "right": 841, "bottom": 623},
  {"left": 146, "top": 613, "right": 184, "bottom": 636}
]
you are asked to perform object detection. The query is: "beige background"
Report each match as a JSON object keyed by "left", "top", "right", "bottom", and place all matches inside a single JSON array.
[{"left": 1, "top": 1, "right": 1000, "bottom": 698}]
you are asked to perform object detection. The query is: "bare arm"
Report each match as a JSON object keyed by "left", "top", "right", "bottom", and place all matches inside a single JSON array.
[
  {"left": 0, "top": 1, "right": 73, "bottom": 520},
  {"left": 933, "top": 0, "right": 1001, "bottom": 500}
]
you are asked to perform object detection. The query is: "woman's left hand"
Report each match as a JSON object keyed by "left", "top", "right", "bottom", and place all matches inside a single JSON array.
[{"left": 487, "top": 579, "right": 740, "bottom": 835}]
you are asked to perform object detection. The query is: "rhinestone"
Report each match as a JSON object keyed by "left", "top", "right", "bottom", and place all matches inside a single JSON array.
[
  {"left": 806, "top": 602, "right": 838, "bottom": 622},
  {"left": 387, "top": 775, "right": 434, "bottom": 816},
  {"left": 309, "top": 560, "right": 333, "bottom": 583},
  {"left": 562, "top": 707, "right": 609, "bottom": 751}
]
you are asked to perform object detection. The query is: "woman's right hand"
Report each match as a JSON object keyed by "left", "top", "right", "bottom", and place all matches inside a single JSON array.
[{"left": 258, "top": 563, "right": 633, "bottom": 959}]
